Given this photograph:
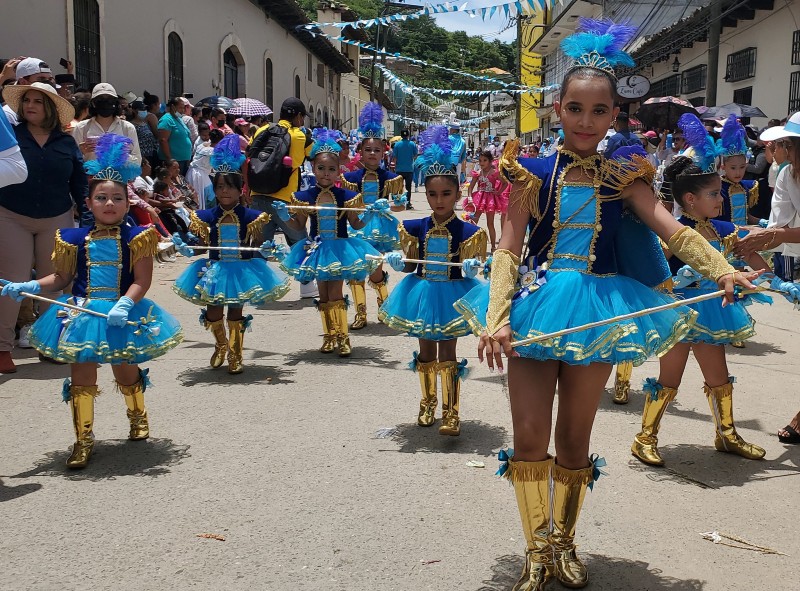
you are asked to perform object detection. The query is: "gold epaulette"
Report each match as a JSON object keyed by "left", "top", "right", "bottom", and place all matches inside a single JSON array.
[
  {"left": 722, "top": 231, "right": 739, "bottom": 258},
  {"left": 399, "top": 224, "right": 419, "bottom": 258},
  {"left": 189, "top": 211, "right": 210, "bottom": 245},
  {"left": 601, "top": 155, "right": 656, "bottom": 196},
  {"left": 748, "top": 182, "right": 759, "bottom": 208},
  {"left": 383, "top": 175, "right": 405, "bottom": 197},
  {"left": 340, "top": 175, "right": 359, "bottom": 192},
  {"left": 499, "top": 139, "right": 543, "bottom": 220},
  {"left": 51, "top": 230, "right": 77, "bottom": 277},
  {"left": 341, "top": 192, "right": 364, "bottom": 219},
  {"left": 245, "top": 212, "right": 271, "bottom": 245},
  {"left": 459, "top": 228, "right": 489, "bottom": 261},
  {"left": 129, "top": 227, "right": 160, "bottom": 269}
]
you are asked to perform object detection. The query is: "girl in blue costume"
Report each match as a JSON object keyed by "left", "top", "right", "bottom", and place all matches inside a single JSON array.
[
  {"left": 380, "top": 125, "right": 488, "bottom": 437},
  {"left": 454, "top": 20, "right": 758, "bottom": 591},
  {"left": 340, "top": 102, "right": 406, "bottom": 330},
  {"left": 1, "top": 134, "right": 183, "bottom": 469},
  {"left": 172, "top": 134, "right": 289, "bottom": 375},
  {"left": 630, "top": 114, "right": 800, "bottom": 468},
  {"left": 276, "top": 128, "right": 381, "bottom": 357}
]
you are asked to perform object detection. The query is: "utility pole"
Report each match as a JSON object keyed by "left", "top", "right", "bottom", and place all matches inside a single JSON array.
[{"left": 706, "top": 0, "right": 722, "bottom": 107}]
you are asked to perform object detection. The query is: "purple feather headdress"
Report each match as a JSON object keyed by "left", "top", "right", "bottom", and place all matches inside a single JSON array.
[
  {"left": 414, "top": 125, "right": 455, "bottom": 179},
  {"left": 678, "top": 113, "right": 720, "bottom": 173},
  {"left": 717, "top": 114, "right": 748, "bottom": 157},
  {"left": 560, "top": 18, "right": 637, "bottom": 78},
  {"left": 211, "top": 134, "right": 245, "bottom": 174},
  {"left": 310, "top": 127, "right": 343, "bottom": 159},
  {"left": 84, "top": 133, "right": 140, "bottom": 183},
  {"left": 358, "top": 101, "right": 384, "bottom": 138}
]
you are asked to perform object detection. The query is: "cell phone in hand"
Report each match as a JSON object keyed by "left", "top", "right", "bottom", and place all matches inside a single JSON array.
[{"left": 60, "top": 58, "right": 69, "bottom": 69}]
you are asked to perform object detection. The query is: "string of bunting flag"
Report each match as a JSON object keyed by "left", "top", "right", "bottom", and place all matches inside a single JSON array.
[
  {"left": 388, "top": 113, "right": 483, "bottom": 131},
  {"left": 299, "top": 0, "right": 554, "bottom": 30},
  {"left": 302, "top": 31, "right": 535, "bottom": 89},
  {"left": 377, "top": 64, "right": 558, "bottom": 97}
]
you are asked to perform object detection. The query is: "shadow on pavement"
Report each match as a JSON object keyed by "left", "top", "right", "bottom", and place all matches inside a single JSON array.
[
  {"left": 284, "top": 346, "right": 401, "bottom": 368},
  {"left": 352, "top": 322, "right": 401, "bottom": 337},
  {"left": 388, "top": 420, "right": 508, "bottom": 456},
  {"left": 256, "top": 299, "right": 316, "bottom": 312},
  {"left": 476, "top": 553, "right": 705, "bottom": 591},
  {"left": 626, "top": 444, "right": 800, "bottom": 489},
  {"left": 0, "top": 355, "right": 70, "bottom": 386},
  {"left": 726, "top": 339, "right": 785, "bottom": 356},
  {"left": 0, "top": 478, "right": 42, "bottom": 502},
  {"left": 8, "top": 438, "right": 191, "bottom": 481},
  {"left": 176, "top": 364, "right": 294, "bottom": 386}
]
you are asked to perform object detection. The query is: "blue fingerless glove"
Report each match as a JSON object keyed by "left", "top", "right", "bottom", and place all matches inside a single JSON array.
[
  {"left": 385, "top": 252, "right": 405, "bottom": 272},
  {"left": 462, "top": 258, "right": 481, "bottom": 279},
  {"left": 672, "top": 265, "right": 703, "bottom": 289},
  {"left": 758, "top": 219, "right": 769, "bottom": 228},
  {"left": 272, "top": 201, "right": 291, "bottom": 221},
  {"left": 108, "top": 296, "right": 135, "bottom": 328},
  {"left": 1, "top": 280, "right": 40, "bottom": 302},
  {"left": 770, "top": 276, "right": 800, "bottom": 304},
  {"left": 171, "top": 233, "right": 194, "bottom": 257}
]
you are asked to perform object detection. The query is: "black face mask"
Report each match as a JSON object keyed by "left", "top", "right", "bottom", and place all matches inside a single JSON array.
[
  {"left": 94, "top": 101, "right": 117, "bottom": 117},
  {"left": 217, "top": 120, "right": 226, "bottom": 127}
]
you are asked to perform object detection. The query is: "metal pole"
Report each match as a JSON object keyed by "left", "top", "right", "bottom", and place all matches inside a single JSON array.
[
  {"left": 706, "top": 0, "right": 722, "bottom": 107},
  {"left": 369, "top": 21, "right": 382, "bottom": 102}
]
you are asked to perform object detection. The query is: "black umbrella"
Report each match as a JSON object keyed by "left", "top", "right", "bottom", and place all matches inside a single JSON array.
[
  {"left": 634, "top": 97, "right": 698, "bottom": 130},
  {"left": 196, "top": 96, "right": 236, "bottom": 110},
  {"left": 702, "top": 103, "right": 767, "bottom": 119}
]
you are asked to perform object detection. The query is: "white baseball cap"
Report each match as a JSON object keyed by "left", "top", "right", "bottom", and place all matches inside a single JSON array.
[
  {"left": 91, "top": 83, "right": 118, "bottom": 99},
  {"left": 15, "top": 57, "right": 51, "bottom": 80},
  {"left": 760, "top": 112, "right": 800, "bottom": 141}
]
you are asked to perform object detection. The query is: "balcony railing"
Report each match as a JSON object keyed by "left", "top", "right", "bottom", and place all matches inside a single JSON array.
[
  {"left": 725, "top": 47, "right": 756, "bottom": 83},
  {"left": 789, "top": 72, "right": 800, "bottom": 114}
]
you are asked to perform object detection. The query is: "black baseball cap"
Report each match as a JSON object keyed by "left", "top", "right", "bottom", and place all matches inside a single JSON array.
[{"left": 280, "top": 97, "right": 307, "bottom": 118}]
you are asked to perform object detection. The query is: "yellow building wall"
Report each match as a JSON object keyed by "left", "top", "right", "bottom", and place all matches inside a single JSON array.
[{"left": 519, "top": 11, "right": 547, "bottom": 134}]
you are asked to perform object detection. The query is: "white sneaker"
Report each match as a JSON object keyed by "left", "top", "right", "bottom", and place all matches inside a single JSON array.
[
  {"left": 300, "top": 280, "right": 319, "bottom": 299},
  {"left": 18, "top": 324, "right": 33, "bottom": 349}
]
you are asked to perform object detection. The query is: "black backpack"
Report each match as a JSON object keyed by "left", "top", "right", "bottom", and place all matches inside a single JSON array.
[{"left": 247, "top": 124, "right": 293, "bottom": 195}]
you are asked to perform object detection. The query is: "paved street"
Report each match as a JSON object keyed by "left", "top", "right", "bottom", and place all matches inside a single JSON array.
[{"left": 1, "top": 192, "right": 798, "bottom": 590}]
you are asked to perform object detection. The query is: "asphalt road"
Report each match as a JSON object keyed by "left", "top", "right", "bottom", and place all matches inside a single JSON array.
[{"left": 1, "top": 192, "right": 797, "bottom": 590}]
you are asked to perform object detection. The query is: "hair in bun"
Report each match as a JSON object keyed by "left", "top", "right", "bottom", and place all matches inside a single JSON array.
[{"left": 664, "top": 156, "right": 718, "bottom": 207}]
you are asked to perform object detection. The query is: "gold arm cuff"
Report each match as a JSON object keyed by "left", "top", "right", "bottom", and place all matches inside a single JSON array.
[
  {"left": 499, "top": 139, "right": 543, "bottom": 220},
  {"left": 129, "top": 227, "right": 160, "bottom": 269},
  {"left": 486, "top": 248, "right": 520, "bottom": 336},
  {"left": 459, "top": 229, "right": 488, "bottom": 261},
  {"left": 245, "top": 212, "right": 271, "bottom": 245},
  {"left": 399, "top": 224, "right": 419, "bottom": 258},
  {"left": 189, "top": 211, "right": 210, "bottom": 245},
  {"left": 667, "top": 227, "right": 736, "bottom": 281},
  {"left": 51, "top": 230, "right": 77, "bottom": 277},
  {"left": 340, "top": 176, "right": 359, "bottom": 192}
]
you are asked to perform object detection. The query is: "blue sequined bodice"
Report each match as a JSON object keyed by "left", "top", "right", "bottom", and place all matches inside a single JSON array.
[{"left": 86, "top": 235, "right": 123, "bottom": 301}]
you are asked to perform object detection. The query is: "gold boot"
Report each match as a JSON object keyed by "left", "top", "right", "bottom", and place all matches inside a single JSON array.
[
  {"left": 413, "top": 354, "right": 437, "bottom": 426},
  {"left": 612, "top": 361, "right": 632, "bottom": 405},
  {"left": 203, "top": 316, "right": 228, "bottom": 369},
  {"left": 369, "top": 270, "right": 390, "bottom": 308},
  {"left": 631, "top": 380, "right": 677, "bottom": 466},
  {"left": 438, "top": 360, "right": 465, "bottom": 436},
  {"left": 504, "top": 455, "right": 554, "bottom": 591},
  {"left": 66, "top": 383, "right": 98, "bottom": 469},
  {"left": 226, "top": 316, "right": 250, "bottom": 374},
  {"left": 332, "top": 299, "right": 352, "bottom": 357},
  {"left": 349, "top": 280, "right": 368, "bottom": 330},
  {"left": 705, "top": 380, "right": 765, "bottom": 460},
  {"left": 117, "top": 369, "right": 150, "bottom": 441},
  {"left": 550, "top": 462, "right": 594, "bottom": 589},
  {"left": 317, "top": 301, "right": 336, "bottom": 354}
]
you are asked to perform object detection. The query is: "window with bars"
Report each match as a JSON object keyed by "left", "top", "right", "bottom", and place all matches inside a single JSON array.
[
  {"left": 649, "top": 74, "right": 680, "bottom": 98},
  {"left": 223, "top": 49, "right": 239, "bottom": 98},
  {"left": 725, "top": 47, "right": 756, "bottom": 83},
  {"left": 793, "top": 31, "right": 800, "bottom": 66},
  {"left": 681, "top": 64, "right": 707, "bottom": 95},
  {"left": 73, "top": 0, "right": 100, "bottom": 89},
  {"left": 317, "top": 64, "right": 325, "bottom": 88},
  {"left": 789, "top": 72, "right": 800, "bottom": 114},
  {"left": 167, "top": 33, "right": 183, "bottom": 99},
  {"left": 295, "top": 75, "right": 301, "bottom": 99},
  {"left": 265, "top": 58, "right": 274, "bottom": 115}
]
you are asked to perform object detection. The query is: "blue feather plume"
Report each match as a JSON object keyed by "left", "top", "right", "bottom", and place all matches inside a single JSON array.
[
  {"left": 414, "top": 125, "right": 455, "bottom": 178},
  {"left": 358, "top": 101, "right": 384, "bottom": 137},
  {"left": 717, "top": 114, "right": 748, "bottom": 157},
  {"left": 678, "top": 113, "right": 719, "bottom": 173},
  {"left": 210, "top": 134, "right": 245, "bottom": 173},
  {"left": 560, "top": 18, "right": 637, "bottom": 70},
  {"left": 84, "top": 133, "right": 140, "bottom": 183},
  {"left": 310, "top": 127, "right": 343, "bottom": 159},
  {"left": 610, "top": 144, "right": 647, "bottom": 161}
]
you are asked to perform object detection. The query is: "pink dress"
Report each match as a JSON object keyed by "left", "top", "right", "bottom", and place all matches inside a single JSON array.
[{"left": 471, "top": 169, "right": 507, "bottom": 213}]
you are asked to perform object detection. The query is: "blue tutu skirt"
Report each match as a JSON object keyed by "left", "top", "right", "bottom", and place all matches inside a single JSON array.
[
  {"left": 281, "top": 236, "right": 381, "bottom": 282},
  {"left": 349, "top": 212, "right": 400, "bottom": 252},
  {"left": 379, "top": 274, "right": 483, "bottom": 340},
  {"left": 28, "top": 295, "right": 183, "bottom": 365},
  {"left": 173, "top": 258, "right": 290, "bottom": 306},
  {"left": 675, "top": 284, "right": 761, "bottom": 344},
  {"left": 454, "top": 270, "right": 697, "bottom": 366}
]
